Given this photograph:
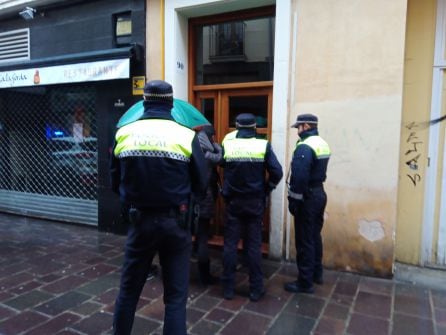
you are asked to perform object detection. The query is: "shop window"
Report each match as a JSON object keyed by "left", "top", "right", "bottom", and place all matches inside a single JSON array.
[{"left": 114, "top": 12, "right": 132, "bottom": 47}]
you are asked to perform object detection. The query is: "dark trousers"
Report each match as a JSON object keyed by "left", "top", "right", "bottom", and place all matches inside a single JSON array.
[
  {"left": 113, "top": 209, "right": 191, "bottom": 335},
  {"left": 196, "top": 217, "right": 211, "bottom": 264},
  {"left": 222, "top": 197, "right": 265, "bottom": 294},
  {"left": 293, "top": 187, "right": 327, "bottom": 288}
]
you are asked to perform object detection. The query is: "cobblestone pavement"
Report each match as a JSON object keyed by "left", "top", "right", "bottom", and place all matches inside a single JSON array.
[{"left": 0, "top": 213, "right": 445, "bottom": 335}]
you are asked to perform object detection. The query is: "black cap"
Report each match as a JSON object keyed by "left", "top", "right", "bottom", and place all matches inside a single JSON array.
[
  {"left": 291, "top": 113, "right": 318, "bottom": 128},
  {"left": 143, "top": 80, "right": 173, "bottom": 102},
  {"left": 236, "top": 113, "right": 256, "bottom": 128}
]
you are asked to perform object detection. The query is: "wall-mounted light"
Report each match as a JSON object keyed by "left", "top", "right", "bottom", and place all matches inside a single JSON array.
[{"left": 19, "top": 7, "right": 36, "bottom": 20}]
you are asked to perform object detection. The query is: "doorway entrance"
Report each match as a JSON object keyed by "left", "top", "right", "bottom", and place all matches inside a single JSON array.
[{"left": 189, "top": 6, "right": 275, "bottom": 248}]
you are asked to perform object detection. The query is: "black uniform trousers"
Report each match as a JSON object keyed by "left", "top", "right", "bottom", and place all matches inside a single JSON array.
[
  {"left": 293, "top": 186, "right": 327, "bottom": 288},
  {"left": 113, "top": 209, "right": 191, "bottom": 335},
  {"left": 222, "top": 197, "right": 265, "bottom": 294}
]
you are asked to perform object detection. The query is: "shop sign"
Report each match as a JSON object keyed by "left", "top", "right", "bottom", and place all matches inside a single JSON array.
[
  {"left": 0, "top": 58, "right": 130, "bottom": 88},
  {"left": 132, "top": 76, "right": 145, "bottom": 95}
]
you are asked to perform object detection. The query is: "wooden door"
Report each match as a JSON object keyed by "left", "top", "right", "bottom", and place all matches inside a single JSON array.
[{"left": 194, "top": 84, "right": 273, "bottom": 248}]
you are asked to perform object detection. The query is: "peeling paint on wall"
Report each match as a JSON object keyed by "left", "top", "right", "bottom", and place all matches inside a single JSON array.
[{"left": 358, "top": 219, "right": 385, "bottom": 242}]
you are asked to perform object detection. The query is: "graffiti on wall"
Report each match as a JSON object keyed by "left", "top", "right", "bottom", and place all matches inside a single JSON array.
[
  {"left": 404, "top": 122, "right": 422, "bottom": 186},
  {"left": 404, "top": 114, "right": 446, "bottom": 186}
]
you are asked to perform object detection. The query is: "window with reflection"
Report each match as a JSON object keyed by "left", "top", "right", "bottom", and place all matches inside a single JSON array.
[
  {"left": 195, "top": 16, "right": 275, "bottom": 85},
  {"left": 228, "top": 95, "right": 268, "bottom": 129}
]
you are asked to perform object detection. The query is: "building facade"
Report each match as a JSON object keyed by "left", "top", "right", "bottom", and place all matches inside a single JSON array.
[
  {"left": 1, "top": 0, "right": 445, "bottom": 277},
  {"left": 0, "top": 0, "right": 146, "bottom": 232}
]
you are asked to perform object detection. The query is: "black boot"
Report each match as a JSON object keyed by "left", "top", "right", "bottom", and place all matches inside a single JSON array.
[{"left": 198, "top": 261, "right": 218, "bottom": 286}]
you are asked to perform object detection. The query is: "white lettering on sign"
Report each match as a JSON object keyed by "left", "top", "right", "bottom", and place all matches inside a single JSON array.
[{"left": 0, "top": 58, "right": 130, "bottom": 88}]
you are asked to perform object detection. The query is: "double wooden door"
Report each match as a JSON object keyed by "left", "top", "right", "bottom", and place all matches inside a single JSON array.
[{"left": 192, "top": 83, "right": 273, "bottom": 248}]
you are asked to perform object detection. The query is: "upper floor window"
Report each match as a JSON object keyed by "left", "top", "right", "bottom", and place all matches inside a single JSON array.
[
  {"left": 192, "top": 8, "right": 275, "bottom": 85},
  {"left": 114, "top": 12, "right": 132, "bottom": 47}
]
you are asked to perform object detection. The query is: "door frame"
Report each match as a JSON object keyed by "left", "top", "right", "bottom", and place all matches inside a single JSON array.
[
  {"left": 164, "top": 0, "right": 291, "bottom": 259},
  {"left": 422, "top": 0, "right": 446, "bottom": 266},
  {"left": 193, "top": 84, "right": 273, "bottom": 251}
]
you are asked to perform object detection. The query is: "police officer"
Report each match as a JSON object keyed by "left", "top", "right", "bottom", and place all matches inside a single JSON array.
[
  {"left": 221, "top": 113, "right": 283, "bottom": 302},
  {"left": 285, "top": 113, "right": 331, "bottom": 294},
  {"left": 111, "top": 80, "right": 207, "bottom": 335},
  {"left": 195, "top": 125, "right": 222, "bottom": 286}
]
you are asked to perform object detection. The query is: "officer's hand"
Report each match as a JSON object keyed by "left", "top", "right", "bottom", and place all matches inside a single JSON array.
[{"left": 288, "top": 197, "right": 300, "bottom": 216}]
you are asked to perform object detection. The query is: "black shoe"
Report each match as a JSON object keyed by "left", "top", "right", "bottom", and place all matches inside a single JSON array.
[
  {"left": 313, "top": 276, "right": 324, "bottom": 285},
  {"left": 147, "top": 265, "right": 158, "bottom": 281},
  {"left": 223, "top": 288, "right": 234, "bottom": 300},
  {"left": 284, "top": 281, "right": 314, "bottom": 294},
  {"left": 198, "top": 261, "right": 219, "bottom": 286},
  {"left": 249, "top": 289, "right": 265, "bottom": 302}
]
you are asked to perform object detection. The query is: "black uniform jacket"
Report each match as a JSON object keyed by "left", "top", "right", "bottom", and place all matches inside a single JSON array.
[
  {"left": 289, "top": 128, "right": 329, "bottom": 200},
  {"left": 110, "top": 101, "right": 207, "bottom": 209},
  {"left": 221, "top": 128, "right": 283, "bottom": 199}
]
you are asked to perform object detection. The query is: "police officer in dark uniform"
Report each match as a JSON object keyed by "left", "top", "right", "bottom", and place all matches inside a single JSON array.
[
  {"left": 221, "top": 113, "right": 283, "bottom": 302},
  {"left": 195, "top": 125, "right": 222, "bottom": 286},
  {"left": 111, "top": 80, "right": 207, "bottom": 335},
  {"left": 285, "top": 113, "right": 331, "bottom": 294}
]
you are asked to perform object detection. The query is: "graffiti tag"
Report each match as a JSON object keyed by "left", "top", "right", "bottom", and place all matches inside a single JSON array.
[{"left": 404, "top": 122, "right": 422, "bottom": 186}]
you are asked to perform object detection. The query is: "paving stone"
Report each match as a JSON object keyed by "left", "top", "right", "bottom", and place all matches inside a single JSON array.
[
  {"left": 353, "top": 291, "right": 392, "bottom": 319},
  {"left": 138, "top": 298, "right": 165, "bottom": 321},
  {"left": 69, "top": 311, "right": 113, "bottom": 334},
  {"left": 394, "top": 294, "right": 432, "bottom": 318},
  {"left": 267, "top": 313, "right": 315, "bottom": 335},
  {"left": 0, "top": 305, "right": 17, "bottom": 321},
  {"left": 436, "top": 308, "right": 446, "bottom": 325},
  {"left": 77, "top": 263, "right": 117, "bottom": 279},
  {"left": 220, "top": 311, "right": 272, "bottom": 335},
  {"left": 186, "top": 307, "right": 206, "bottom": 327},
  {"left": 283, "top": 294, "right": 326, "bottom": 319},
  {"left": 333, "top": 281, "right": 357, "bottom": 296},
  {"left": 41, "top": 275, "right": 89, "bottom": 294},
  {"left": 218, "top": 295, "right": 249, "bottom": 311},
  {"left": 190, "top": 319, "right": 222, "bottom": 335},
  {"left": 392, "top": 313, "right": 434, "bottom": 335},
  {"left": 346, "top": 313, "right": 389, "bottom": 335},
  {"left": 34, "top": 291, "right": 91, "bottom": 316},
  {"left": 313, "top": 316, "right": 346, "bottom": 335},
  {"left": 358, "top": 276, "right": 394, "bottom": 296},
  {"left": 0, "top": 310, "right": 49, "bottom": 335},
  {"left": 131, "top": 316, "right": 160, "bottom": 335},
  {"left": 191, "top": 295, "right": 221, "bottom": 311},
  {"left": 323, "top": 302, "right": 350, "bottom": 321},
  {"left": 0, "top": 272, "right": 35, "bottom": 291},
  {"left": 9, "top": 280, "right": 42, "bottom": 295},
  {"left": 433, "top": 290, "right": 446, "bottom": 309},
  {"left": 244, "top": 293, "right": 287, "bottom": 317},
  {"left": 70, "top": 301, "right": 103, "bottom": 316},
  {"left": 4, "top": 290, "right": 54, "bottom": 311},
  {"left": 23, "top": 312, "right": 81, "bottom": 335},
  {"left": 140, "top": 278, "right": 164, "bottom": 300},
  {"left": 0, "top": 214, "right": 445, "bottom": 335},
  {"left": 205, "top": 308, "right": 234, "bottom": 324},
  {"left": 76, "top": 273, "right": 121, "bottom": 296}
]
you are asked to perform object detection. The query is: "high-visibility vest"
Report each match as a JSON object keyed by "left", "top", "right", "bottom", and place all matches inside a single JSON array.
[
  {"left": 223, "top": 132, "right": 268, "bottom": 162},
  {"left": 297, "top": 135, "right": 331, "bottom": 159},
  {"left": 114, "top": 119, "right": 195, "bottom": 162}
]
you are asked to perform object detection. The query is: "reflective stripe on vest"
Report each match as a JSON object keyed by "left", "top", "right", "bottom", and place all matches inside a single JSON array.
[
  {"left": 297, "top": 136, "right": 331, "bottom": 159},
  {"left": 114, "top": 119, "right": 194, "bottom": 162},
  {"left": 222, "top": 135, "right": 268, "bottom": 162}
]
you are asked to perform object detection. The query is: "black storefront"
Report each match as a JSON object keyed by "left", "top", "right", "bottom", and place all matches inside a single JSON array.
[{"left": 0, "top": 0, "right": 145, "bottom": 233}]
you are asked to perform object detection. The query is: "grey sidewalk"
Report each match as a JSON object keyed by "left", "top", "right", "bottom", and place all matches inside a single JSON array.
[{"left": 0, "top": 213, "right": 445, "bottom": 335}]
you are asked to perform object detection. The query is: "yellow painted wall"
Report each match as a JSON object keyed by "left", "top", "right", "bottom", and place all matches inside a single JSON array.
[
  {"left": 289, "top": 0, "right": 408, "bottom": 276},
  {"left": 396, "top": 0, "right": 436, "bottom": 265},
  {"left": 146, "top": 0, "right": 164, "bottom": 80}
]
